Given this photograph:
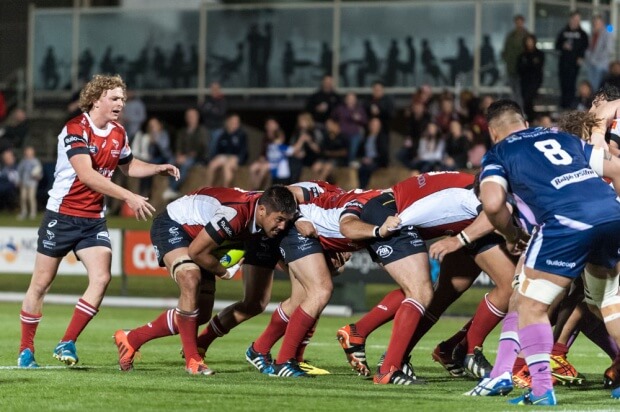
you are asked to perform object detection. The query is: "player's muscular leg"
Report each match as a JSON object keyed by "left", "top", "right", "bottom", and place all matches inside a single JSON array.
[
  {"left": 279, "top": 270, "right": 307, "bottom": 316},
  {"left": 218, "top": 265, "right": 274, "bottom": 329},
  {"left": 475, "top": 245, "right": 515, "bottom": 313},
  {"left": 384, "top": 253, "right": 433, "bottom": 307},
  {"left": 517, "top": 267, "right": 573, "bottom": 327},
  {"left": 76, "top": 246, "right": 113, "bottom": 307},
  {"left": 163, "top": 248, "right": 201, "bottom": 312},
  {"left": 288, "top": 253, "right": 333, "bottom": 317},
  {"left": 22, "top": 253, "right": 62, "bottom": 314}
]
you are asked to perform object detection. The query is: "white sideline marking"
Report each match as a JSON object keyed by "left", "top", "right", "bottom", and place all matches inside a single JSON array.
[{"left": 0, "top": 292, "right": 353, "bottom": 317}]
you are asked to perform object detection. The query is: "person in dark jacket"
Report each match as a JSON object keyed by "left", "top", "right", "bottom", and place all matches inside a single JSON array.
[
  {"left": 357, "top": 117, "right": 389, "bottom": 189},
  {"left": 205, "top": 113, "right": 247, "bottom": 188},
  {"left": 555, "top": 11, "right": 589, "bottom": 109},
  {"left": 517, "top": 34, "right": 545, "bottom": 121}
]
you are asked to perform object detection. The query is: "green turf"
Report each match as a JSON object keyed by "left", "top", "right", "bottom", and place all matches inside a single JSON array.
[{"left": 0, "top": 301, "right": 616, "bottom": 412}]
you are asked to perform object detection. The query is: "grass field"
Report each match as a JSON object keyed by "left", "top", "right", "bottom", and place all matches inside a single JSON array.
[{"left": 0, "top": 301, "right": 617, "bottom": 412}]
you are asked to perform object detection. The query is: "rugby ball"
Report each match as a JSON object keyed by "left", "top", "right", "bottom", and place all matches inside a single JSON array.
[{"left": 214, "top": 249, "right": 245, "bottom": 268}]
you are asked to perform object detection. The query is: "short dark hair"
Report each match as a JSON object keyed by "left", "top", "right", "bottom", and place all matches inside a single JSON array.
[
  {"left": 593, "top": 83, "right": 620, "bottom": 104},
  {"left": 486, "top": 99, "right": 525, "bottom": 124},
  {"left": 259, "top": 185, "right": 297, "bottom": 215}
]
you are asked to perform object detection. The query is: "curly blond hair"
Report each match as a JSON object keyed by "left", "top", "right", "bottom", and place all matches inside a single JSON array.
[
  {"left": 557, "top": 111, "right": 601, "bottom": 142},
  {"left": 78, "top": 74, "right": 126, "bottom": 113}
]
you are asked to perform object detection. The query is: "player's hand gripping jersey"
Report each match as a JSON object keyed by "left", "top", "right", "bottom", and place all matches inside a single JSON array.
[
  {"left": 47, "top": 113, "right": 133, "bottom": 218},
  {"left": 480, "top": 127, "right": 620, "bottom": 229}
]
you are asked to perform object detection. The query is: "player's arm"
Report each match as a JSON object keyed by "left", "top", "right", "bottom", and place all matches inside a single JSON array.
[
  {"left": 339, "top": 213, "right": 400, "bottom": 240},
  {"left": 118, "top": 157, "right": 180, "bottom": 180},
  {"left": 428, "top": 210, "right": 495, "bottom": 261},
  {"left": 70, "top": 153, "right": 154, "bottom": 220},
  {"left": 479, "top": 178, "right": 523, "bottom": 247},
  {"left": 590, "top": 146, "right": 620, "bottom": 196},
  {"left": 187, "top": 229, "right": 229, "bottom": 277}
]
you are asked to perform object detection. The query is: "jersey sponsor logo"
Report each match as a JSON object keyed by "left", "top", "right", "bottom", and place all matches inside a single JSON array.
[
  {"left": 344, "top": 200, "right": 363, "bottom": 209},
  {"left": 169, "top": 226, "right": 180, "bottom": 236},
  {"left": 217, "top": 218, "right": 234, "bottom": 237},
  {"left": 64, "top": 134, "right": 86, "bottom": 146},
  {"left": 46, "top": 230, "right": 55, "bottom": 240},
  {"left": 88, "top": 144, "right": 99, "bottom": 154},
  {"left": 111, "top": 139, "right": 121, "bottom": 157},
  {"left": 48, "top": 219, "right": 58, "bottom": 228},
  {"left": 279, "top": 247, "right": 286, "bottom": 259},
  {"left": 417, "top": 174, "right": 426, "bottom": 187},
  {"left": 153, "top": 245, "right": 160, "bottom": 261},
  {"left": 376, "top": 245, "right": 393, "bottom": 258},
  {"left": 43, "top": 230, "right": 56, "bottom": 249},
  {"left": 97, "top": 167, "right": 114, "bottom": 178},
  {"left": 545, "top": 259, "right": 576, "bottom": 269},
  {"left": 550, "top": 168, "right": 597, "bottom": 189}
]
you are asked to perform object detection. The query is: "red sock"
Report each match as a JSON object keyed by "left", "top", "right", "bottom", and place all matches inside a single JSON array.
[
  {"left": 380, "top": 298, "right": 424, "bottom": 374},
  {"left": 464, "top": 294, "right": 506, "bottom": 353},
  {"left": 254, "top": 304, "right": 289, "bottom": 354},
  {"left": 356, "top": 289, "right": 405, "bottom": 337},
  {"left": 62, "top": 299, "right": 98, "bottom": 342},
  {"left": 196, "top": 315, "right": 230, "bottom": 351},
  {"left": 176, "top": 308, "right": 200, "bottom": 365},
  {"left": 405, "top": 310, "right": 440, "bottom": 355},
  {"left": 513, "top": 356, "right": 526, "bottom": 374},
  {"left": 552, "top": 342, "right": 569, "bottom": 357},
  {"left": 127, "top": 309, "right": 176, "bottom": 350},
  {"left": 20, "top": 310, "right": 42, "bottom": 352},
  {"left": 296, "top": 319, "right": 318, "bottom": 362},
  {"left": 276, "top": 306, "right": 316, "bottom": 364}
]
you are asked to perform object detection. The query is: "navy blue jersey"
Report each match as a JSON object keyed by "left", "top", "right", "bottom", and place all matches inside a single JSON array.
[{"left": 480, "top": 127, "right": 620, "bottom": 229}]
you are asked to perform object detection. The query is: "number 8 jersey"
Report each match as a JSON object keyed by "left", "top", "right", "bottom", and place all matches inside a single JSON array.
[{"left": 480, "top": 127, "right": 620, "bottom": 228}]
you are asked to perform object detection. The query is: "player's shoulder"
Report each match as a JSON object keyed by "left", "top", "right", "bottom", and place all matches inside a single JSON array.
[{"left": 64, "top": 113, "right": 88, "bottom": 133}]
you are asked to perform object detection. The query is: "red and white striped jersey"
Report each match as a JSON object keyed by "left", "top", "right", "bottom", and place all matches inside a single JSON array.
[
  {"left": 290, "top": 180, "right": 345, "bottom": 204},
  {"left": 392, "top": 171, "right": 480, "bottom": 239},
  {"left": 166, "top": 187, "right": 263, "bottom": 242},
  {"left": 46, "top": 113, "right": 132, "bottom": 218},
  {"left": 299, "top": 188, "right": 382, "bottom": 252}
]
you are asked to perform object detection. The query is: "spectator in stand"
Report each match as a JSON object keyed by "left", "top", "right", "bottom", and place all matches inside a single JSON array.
[
  {"left": 402, "top": 122, "right": 445, "bottom": 174},
  {"left": 555, "top": 10, "right": 589, "bottom": 109},
  {"left": 331, "top": 92, "right": 367, "bottom": 166},
  {"left": 443, "top": 120, "right": 470, "bottom": 171},
  {"left": 249, "top": 117, "right": 285, "bottom": 190},
  {"left": 0, "top": 148, "right": 19, "bottom": 211},
  {"left": 517, "top": 33, "right": 545, "bottom": 121},
  {"left": 133, "top": 117, "right": 172, "bottom": 199},
  {"left": 400, "top": 97, "right": 432, "bottom": 165},
  {"left": 468, "top": 95, "right": 494, "bottom": 168},
  {"left": 163, "top": 107, "right": 208, "bottom": 200},
  {"left": 585, "top": 15, "right": 613, "bottom": 91},
  {"left": 502, "top": 14, "right": 530, "bottom": 106},
  {"left": 365, "top": 81, "right": 394, "bottom": 134},
  {"left": 533, "top": 113, "right": 554, "bottom": 128},
  {"left": 434, "top": 94, "right": 458, "bottom": 135},
  {"left": 571, "top": 80, "right": 594, "bottom": 111},
  {"left": 456, "top": 89, "right": 477, "bottom": 124},
  {"left": 357, "top": 117, "right": 389, "bottom": 189},
  {"left": 205, "top": 113, "right": 247, "bottom": 188},
  {"left": 16, "top": 146, "right": 42, "bottom": 220},
  {"left": 288, "top": 112, "right": 323, "bottom": 183},
  {"left": 312, "top": 118, "right": 348, "bottom": 182},
  {"left": 201, "top": 81, "right": 227, "bottom": 158},
  {"left": 0, "top": 108, "right": 29, "bottom": 151},
  {"left": 603, "top": 61, "right": 620, "bottom": 89},
  {"left": 123, "top": 91, "right": 147, "bottom": 140},
  {"left": 305, "top": 75, "right": 341, "bottom": 128}
]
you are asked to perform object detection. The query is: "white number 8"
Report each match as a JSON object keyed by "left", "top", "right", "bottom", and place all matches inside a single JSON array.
[{"left": 534, "top": 139, "right": 572, "bottom": 165}]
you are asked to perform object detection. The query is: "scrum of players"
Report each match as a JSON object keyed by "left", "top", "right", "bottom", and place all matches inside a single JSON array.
[
  {"left": 17, "top": 74, "right": 620, "bottom": 406},
  {"left": 117, "top": 90, "right": 620, "bottom": 405}
]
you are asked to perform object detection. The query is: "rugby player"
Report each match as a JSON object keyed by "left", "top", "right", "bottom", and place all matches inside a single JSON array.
[
  {"left": 114, "top": 185, "right": 297, "bottom": 375},
  {"left": 18, "top": 74, "right": 179, "bottom": 368},
  {"left": 476, "top": 99, "right": 620, "bottom": 404}
]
